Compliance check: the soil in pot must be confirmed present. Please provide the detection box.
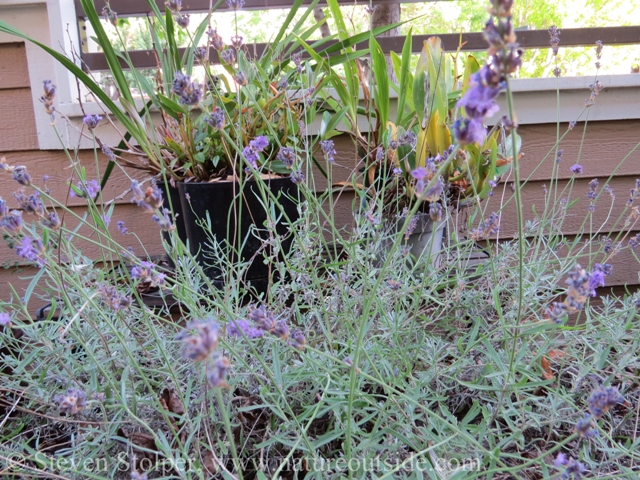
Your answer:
[178,176,299,293]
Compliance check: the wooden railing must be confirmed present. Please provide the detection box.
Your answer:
[76,1,640,71]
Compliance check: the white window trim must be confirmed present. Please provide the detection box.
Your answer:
[1,0,640,151]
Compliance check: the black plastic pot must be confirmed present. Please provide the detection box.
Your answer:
[177,177,299,292]
[158,181,188,267]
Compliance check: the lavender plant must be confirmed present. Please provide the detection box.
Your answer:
[1,1,640,479]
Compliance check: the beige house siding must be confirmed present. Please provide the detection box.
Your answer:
[0,42,165,306]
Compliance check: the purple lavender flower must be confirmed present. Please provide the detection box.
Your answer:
[226,0,245,9]
[1,210,24,235]
[289,329,306,350]
[152,208,175,232]
[97,283,131,311]
[207,27,225,50]
[453,117,486,145]
[205,106,225,129]
[43,212,61,230]
[0,312,10,327]
[588,263,606,294]
[230,35,243,49]
[12,166,32,186]
[587,386,624,418]
[166,0,182,12]
[574,413,598,438]
[456,68,502,120]
[117,221,128,234]
[220,48,236,64]
[399,131,417,148]
[248,305,277,332]
[276,147,297,168]
[82,114,102,130]
[546,301,568,324]
[243,147,259,169]
[549,26,561,56]
[16,236,45,266]
[41,80,56,116]
[554,453,585,479]
[55,388,87,415]
[234,71,248,86]
[250,136,269,152]
[587,178,599,199]
[277,77,289,90]
[320,140,336,163]
[290,170,305,184]
[423,176,445,203]
[556,149,564,163]
[227,319,265,338]
[570,164,584,174]
[102,144,116,161]
[272,320,290,340]
[131,180,164,212]
[392,167,402,176]
[470,212,500,240]
[207,356,231,387]
[171,72,202,105]
[429,202,444,222]
[101,5,118,27]
[629,233,640,250]
[71,179,101,199]
[291,52,303,74]
[177,319,220,362]
[0,197,9,220]
[176,14,189,28]
[14,190,45,217]
[404,214,418,241]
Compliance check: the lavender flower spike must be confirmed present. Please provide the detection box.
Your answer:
[55,388,87,415]
[177,319,220,362]
[570,164,584,175]
[207,356,231,387]
[12,166,32,186]
[82,114,102,130]
[456,68,501,120]
[452,117,486,146]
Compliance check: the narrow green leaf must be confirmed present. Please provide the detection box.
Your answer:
[396,28,413,125]
[80,0,133,105]
[370,37,389,134]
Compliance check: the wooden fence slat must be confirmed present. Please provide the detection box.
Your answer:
[80,26,640,71]
[75,0,440,17]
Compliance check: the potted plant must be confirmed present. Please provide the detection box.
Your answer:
[0,0,404,291]
[311,5,517,262]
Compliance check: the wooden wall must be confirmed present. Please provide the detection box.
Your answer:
[1,41,638,311]
[0,42,164,310]
[492,120,640,289]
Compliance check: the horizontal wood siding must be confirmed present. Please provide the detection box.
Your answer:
[0,43,30,89]
[0,42,38,152]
